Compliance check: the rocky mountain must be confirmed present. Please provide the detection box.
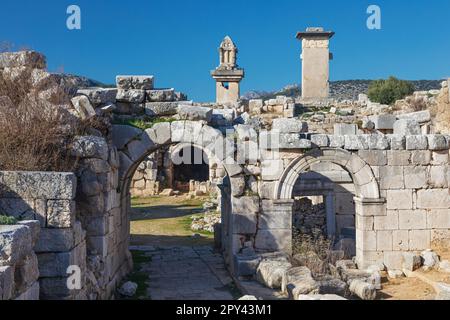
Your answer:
[242,80,442,101]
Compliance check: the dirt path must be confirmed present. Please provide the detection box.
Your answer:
[123,195,239,300]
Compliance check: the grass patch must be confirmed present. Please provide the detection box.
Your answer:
[122,250,152,300]
[130,195,214,246]
[113,117,176,130]
[0,215,18,225]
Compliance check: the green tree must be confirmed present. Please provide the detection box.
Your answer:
[368,76,415,105]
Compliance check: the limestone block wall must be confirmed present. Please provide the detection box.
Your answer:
[238,132,450,272]
[73,135,131,300]
[248,96,296,118]
[0,221,40,300]
[130,153,160,197]
[0,171,86,299]
[356,147,450,269]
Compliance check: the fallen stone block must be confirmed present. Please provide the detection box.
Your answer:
[349,279,377,300]
[71,95,96,120]
[71,136,109,160]
[145,101,192,116]
[272,118,308,133]
[177,105,212,122]
[249,99,263,114]
[146,88,175,102]
[211,109,236,126]
[387,270,404,279]
[421,249,440,269]
[397,110,431,124]
[369,114,397,130]
[116,75,154,90]
[282,267,319,299]
[336,260,357,271]
[77,88,117,106]
[0,225,32,267]
[159,189,174,196]
[116,89,146,103]
[317,276,349,297]
[402,252,422,272]
[393,119,421,135]
[256,259,292,289]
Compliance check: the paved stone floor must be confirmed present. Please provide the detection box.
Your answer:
[130,245,237,300]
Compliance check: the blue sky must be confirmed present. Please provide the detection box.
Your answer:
[1,0,449,101]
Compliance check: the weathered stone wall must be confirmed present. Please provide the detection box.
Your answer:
[130,153,161,197]
[3,65,450,300]
[0,171,86,299]
[0,221,40,300]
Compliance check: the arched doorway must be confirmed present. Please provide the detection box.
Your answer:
[273,148,385,268]
[113,122,242,299]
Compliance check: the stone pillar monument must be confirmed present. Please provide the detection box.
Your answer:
[211,36,244,104]
[296,27,335,99]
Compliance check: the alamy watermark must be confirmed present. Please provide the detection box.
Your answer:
[66,5,81,30]
[367,5,381,30]
[67,265,82,290]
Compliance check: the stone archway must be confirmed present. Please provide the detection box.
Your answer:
[110,120,244,274]
[274,148,380,200]
[272,148,385,268]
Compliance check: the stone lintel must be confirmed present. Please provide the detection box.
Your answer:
[296,31,335,40]
[354,197,387,217]
[211,69,244,81]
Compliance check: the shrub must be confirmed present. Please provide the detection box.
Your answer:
[292,228,334,277]
[405,95,428,111]
[0,65,82,172]
[0,215,17,225]
[368,76,415,105]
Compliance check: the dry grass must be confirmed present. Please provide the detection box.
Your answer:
[0,65,83,172]
[405,95,428,112]
[292,228,334,277]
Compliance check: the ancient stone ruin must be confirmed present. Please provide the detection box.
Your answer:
[1,28,450,301]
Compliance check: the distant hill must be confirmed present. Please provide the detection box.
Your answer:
[242,79,442,101]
